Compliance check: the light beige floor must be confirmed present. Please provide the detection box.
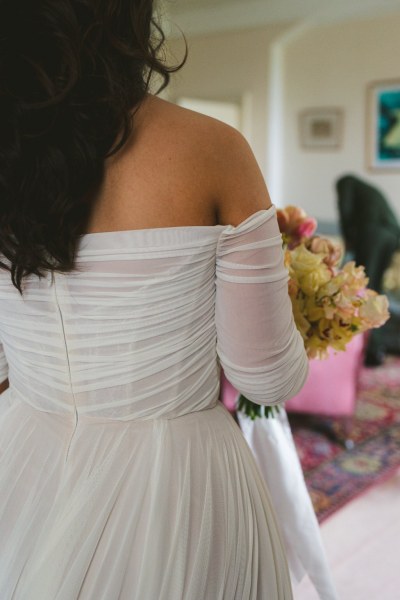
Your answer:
[294,467,400,600]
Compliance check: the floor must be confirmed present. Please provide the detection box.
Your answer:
[294,466,400,599]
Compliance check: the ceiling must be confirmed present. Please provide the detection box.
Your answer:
[171,0,234,7]
[165,0,400,37]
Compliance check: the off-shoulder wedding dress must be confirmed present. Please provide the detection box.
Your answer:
[0,206,308,599]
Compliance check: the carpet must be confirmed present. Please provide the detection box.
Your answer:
[288,355,400,523]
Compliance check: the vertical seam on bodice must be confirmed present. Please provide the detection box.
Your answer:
[52,272,79,461]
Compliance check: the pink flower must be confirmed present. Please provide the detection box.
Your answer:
[277,205,318,248]
[296,217,317,240]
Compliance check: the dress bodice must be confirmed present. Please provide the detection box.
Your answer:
[0,206,308,423]
[0,224,227,421]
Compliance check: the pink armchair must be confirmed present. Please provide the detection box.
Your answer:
[285,334,365,417]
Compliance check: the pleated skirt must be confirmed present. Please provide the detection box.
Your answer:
[0,390,292,600]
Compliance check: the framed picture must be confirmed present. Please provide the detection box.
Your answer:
[299,108,343,150]
[366,79,400,171]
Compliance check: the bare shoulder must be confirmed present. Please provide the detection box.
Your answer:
[145,97,272,222]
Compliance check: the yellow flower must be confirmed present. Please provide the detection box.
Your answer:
[284,249,292,269]
[308,236,342,268]
[320,297,336,319]
[349,316,363,332]
[317,318,332,340]
[289,244,332,295]
[290,295,311,339]
[289,245,332,295]
[329,336,351,353]
[333,292,357,320]
[341,261,369,294]
[301,270,332,295]
[330,318,354,345]
[305,296,326,322]
[290,244,324,276]
[305,333,329,359]
[317,273,345,300]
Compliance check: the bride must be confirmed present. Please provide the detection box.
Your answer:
[0,1,308,598]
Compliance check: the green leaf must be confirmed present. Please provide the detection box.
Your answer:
[237,395,280,420]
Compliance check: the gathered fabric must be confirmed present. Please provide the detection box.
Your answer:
[0,206,307,599]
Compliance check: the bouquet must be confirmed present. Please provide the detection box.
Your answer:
[238,205,390,419]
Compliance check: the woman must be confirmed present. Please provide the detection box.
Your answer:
[0,1,308,598]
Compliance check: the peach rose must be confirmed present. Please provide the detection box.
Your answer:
[359,292,390,329]
[308,236,342,267]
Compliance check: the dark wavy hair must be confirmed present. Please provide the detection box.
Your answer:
[0,0,185,294]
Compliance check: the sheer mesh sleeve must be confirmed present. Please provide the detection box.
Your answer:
[215,206,308,406]
[0,341,8,382]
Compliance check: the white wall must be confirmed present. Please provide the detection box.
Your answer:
[281,14,400,222]
[166,15,400,222]
[166,24,292,178]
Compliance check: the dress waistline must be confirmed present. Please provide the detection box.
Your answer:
[8,385,221,425]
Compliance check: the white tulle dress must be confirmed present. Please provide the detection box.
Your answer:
[0,206,308,600]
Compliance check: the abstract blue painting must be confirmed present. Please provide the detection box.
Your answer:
[368,80,400,170]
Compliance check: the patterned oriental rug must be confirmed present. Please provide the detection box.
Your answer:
[288,356,400,523]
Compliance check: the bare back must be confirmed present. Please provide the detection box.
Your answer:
[84,95,272,234]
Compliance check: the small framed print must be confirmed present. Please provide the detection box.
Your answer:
[366,79,400,172]
[299,108,343,150]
